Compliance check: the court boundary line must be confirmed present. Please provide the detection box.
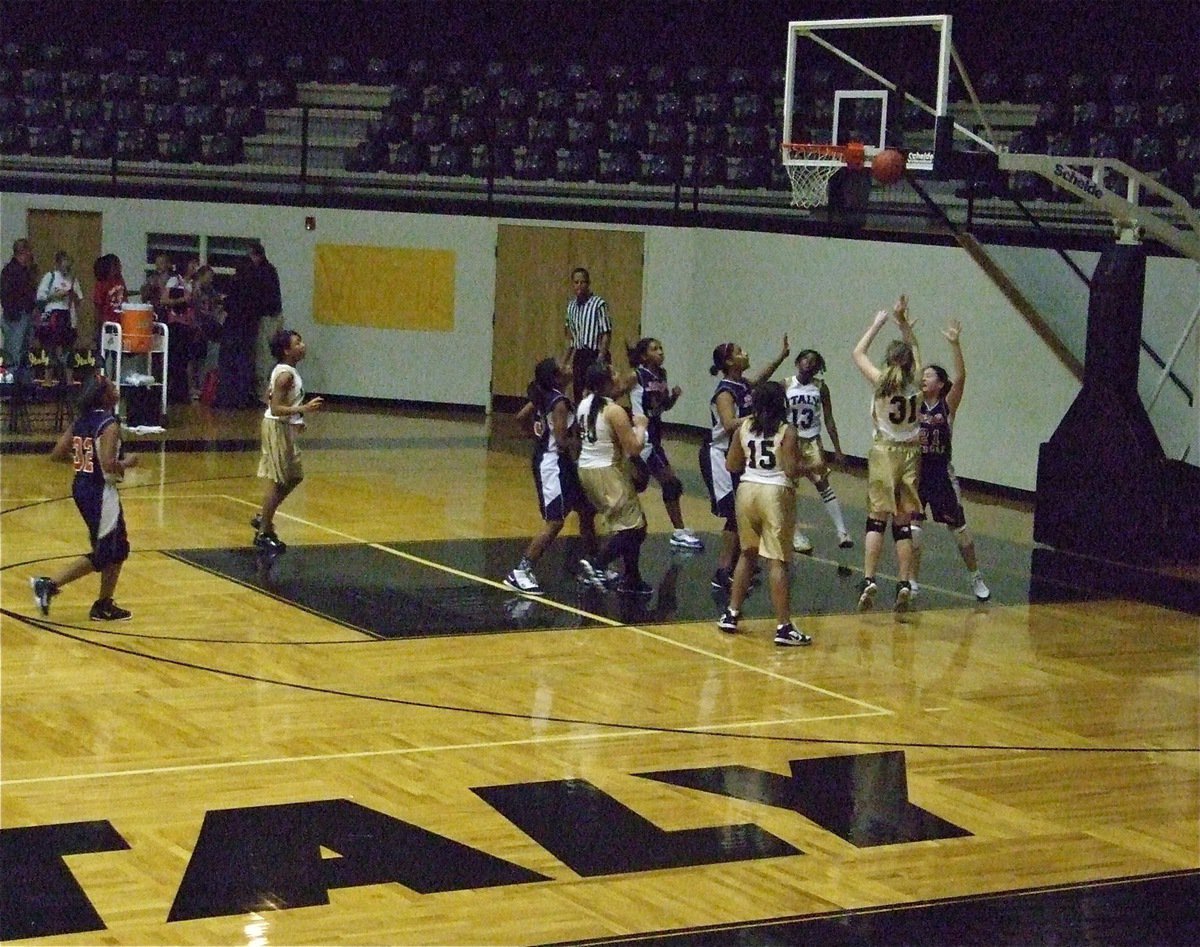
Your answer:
[219,494,891,714]
[4,607,1192,776]
[0,710,887,787]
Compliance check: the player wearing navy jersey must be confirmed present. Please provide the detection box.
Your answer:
[626,337,703,551]
[784,348,852,555]
[504,357,597,596]
[31,373,138,620]
[912,320,990,601]
[700,336,790,592]
[717,381,811,646]
[851,296,921,612]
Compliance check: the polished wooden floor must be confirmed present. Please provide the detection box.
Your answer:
[1,402,1197,946]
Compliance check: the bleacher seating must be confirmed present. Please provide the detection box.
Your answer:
[0,92,20,125]
[202,50,233,78]
[163,49,190,76]
[0,124,28,155]
[200,131,242,165]
[28,123,71,157]
[388,140,424,175]
[0,31,1194,216]
[512,145,550,180]
[483,61,508,89]
[467,143,499,178]
[597,149,636,184]
[115,126,154,162]
[76,125,115,160]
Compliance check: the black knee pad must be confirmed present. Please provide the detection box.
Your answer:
[892,523,912,542]
[724,514,738,533]
[661,476,683,503]
[865,517,887,534]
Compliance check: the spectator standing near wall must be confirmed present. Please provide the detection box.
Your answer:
[35,251,84,383]
[248,243,283,403]
[191,266,226,405]
[91,254,128,349]
[564,267,611,405]
[217,242,281,410]
[2,239,38,382]
[139,253,174,318]
[165,257,203,402]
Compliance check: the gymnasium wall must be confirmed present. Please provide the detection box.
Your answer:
[645,228,1081,493]
[984,242,1197,463]
[4,191,1193,491]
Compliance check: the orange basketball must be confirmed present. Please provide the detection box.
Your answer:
[871,148,907,185]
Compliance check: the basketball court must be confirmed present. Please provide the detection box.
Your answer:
[2,12,1198,946]
[1,399,1196,945]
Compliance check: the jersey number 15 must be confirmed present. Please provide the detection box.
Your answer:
[746,438,776,469]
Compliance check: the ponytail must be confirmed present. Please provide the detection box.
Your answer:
[710,342,734,376]
[583,361,611,442]
[875,340,915,398]
[749,381,787,435]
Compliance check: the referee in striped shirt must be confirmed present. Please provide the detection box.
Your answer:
[564,267,612,403]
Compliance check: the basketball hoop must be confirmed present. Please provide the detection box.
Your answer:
[781,142,865,209]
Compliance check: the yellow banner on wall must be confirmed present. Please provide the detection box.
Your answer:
[312,244,455,331]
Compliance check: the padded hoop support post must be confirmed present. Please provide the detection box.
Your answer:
[1035,243,1199,563]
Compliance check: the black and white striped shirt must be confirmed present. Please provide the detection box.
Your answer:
[565,293,612,351]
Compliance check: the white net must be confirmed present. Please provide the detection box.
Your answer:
[781,144,855,209]
[784,161,842,209]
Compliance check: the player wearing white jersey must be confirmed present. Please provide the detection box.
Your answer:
[851,296,921,612]
[253,329,323,553]
[716,381,811,646]
[576,361,652,596]
[700,336,790,593]
[784,348,851,555]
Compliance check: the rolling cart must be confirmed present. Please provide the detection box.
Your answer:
[101,318,169,427]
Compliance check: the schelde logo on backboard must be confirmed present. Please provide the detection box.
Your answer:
[1054,163,1104,199]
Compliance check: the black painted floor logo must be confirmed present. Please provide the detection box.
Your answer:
[0,751,967,939]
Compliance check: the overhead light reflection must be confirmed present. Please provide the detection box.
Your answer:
[244,911,270,947]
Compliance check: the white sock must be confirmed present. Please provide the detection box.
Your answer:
[820,485,847,534]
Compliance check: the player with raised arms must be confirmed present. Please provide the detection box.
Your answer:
[851,296,921,612]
